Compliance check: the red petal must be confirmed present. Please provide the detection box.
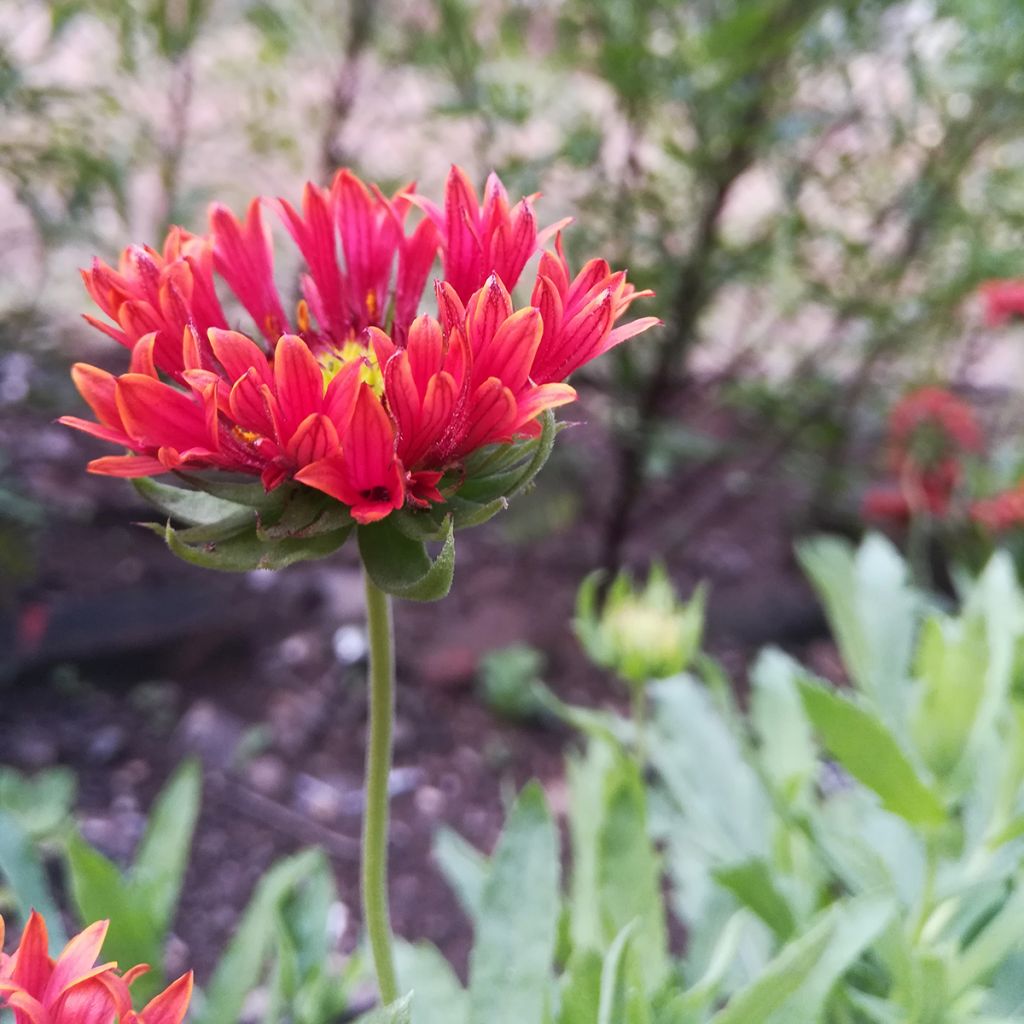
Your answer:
[135,972,193,1024]
[116,375,215,450]
[10,911,50,999]
[286,412,340,467]
[87,455,168,477]
[459,377,517,453]
[70,364,122,429]
[209,328,272,386]
[475,306,542,394]
[273,334,324,437]
[466,274,513,355]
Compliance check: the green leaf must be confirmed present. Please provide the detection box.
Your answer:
[353,993,414,1023]
[950,882,1024,997]
[713,860,795,940]
[0,809,67,952]
[395,941,468,1024]
[467,783,560,1024]
[910,613,987,779]
[765,894,894,1022]
[749,649,816,803]
[558,950,603,1024]
[797,534,918,728]
[568,739,618,954]
[798,678,946,827]
[66,834,163,984]
[0,766,76,840]
[130,759,201,936]
[597,923,639,1024]
[194,849,325,1024]
[597,757,669,994]
[434,828,488,923]
[707,906,840,1024]
[358,516,455,601]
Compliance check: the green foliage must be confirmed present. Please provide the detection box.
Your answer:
[67,759,201,1002]
[0,767,76,952]
[192,849,353,1024]
[477,643,550,722]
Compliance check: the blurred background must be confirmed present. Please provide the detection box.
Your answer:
[4,0,1024,998]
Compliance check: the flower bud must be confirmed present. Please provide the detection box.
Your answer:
[574,565,705,687]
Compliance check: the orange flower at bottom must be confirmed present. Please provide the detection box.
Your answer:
[0,912,192,1024]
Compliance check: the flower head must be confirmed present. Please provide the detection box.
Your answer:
[0,911,192,1024]
[863,386,983,525]
[980,279,1024,327]
[574,566,705,687]
[971,487,1024,533]
[62,166,658,546]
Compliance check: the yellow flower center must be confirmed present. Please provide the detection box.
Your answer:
[318,339,384,397]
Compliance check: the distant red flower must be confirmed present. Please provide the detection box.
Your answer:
[971,487,1024,533]
[887,386,983,464]
[980,279,1024,327]
[0,911,192,1024]
[61,166,659,525]
[863,386,983,525]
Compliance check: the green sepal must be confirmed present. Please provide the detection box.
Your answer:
[456,409,558,504]
[256,488,354,541]
[173,471,288,511]
[358,515,455,601]
[155,521,352,572]
[133,476,252,526]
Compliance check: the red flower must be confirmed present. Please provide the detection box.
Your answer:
[409,167,569,303]
[887,386,983,463]
[980,279,1024,327]
[62,166,659,526]
[862,386,983,526]
[971,487,1024,533]
[528,234,661,384]
[0,911,192,1024]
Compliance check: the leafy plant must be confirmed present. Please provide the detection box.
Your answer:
[397,533,1024,1021]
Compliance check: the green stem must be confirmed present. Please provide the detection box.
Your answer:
[631,684,648,766]
[362,570,400,1006]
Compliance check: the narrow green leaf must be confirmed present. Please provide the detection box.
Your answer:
[66,834,163,990]
[0,809,67,952]
[597,759,669,993]
[467,783,560,1024]
[798,678,946,827]
[558,950,603,1024]
[354,993,414,1023]
[130,760,201,936]
[597,923,638,1024]
[358,516,455,601]
[797,534,917,727]
[395,941,468,1024]
[950,883,1024,997]
[434,828,488,923]
[713,860,795,939]
[765,894,894,1022]
[707,907,839,1024]
[194,849,325,1024]
[749,649,816,803]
